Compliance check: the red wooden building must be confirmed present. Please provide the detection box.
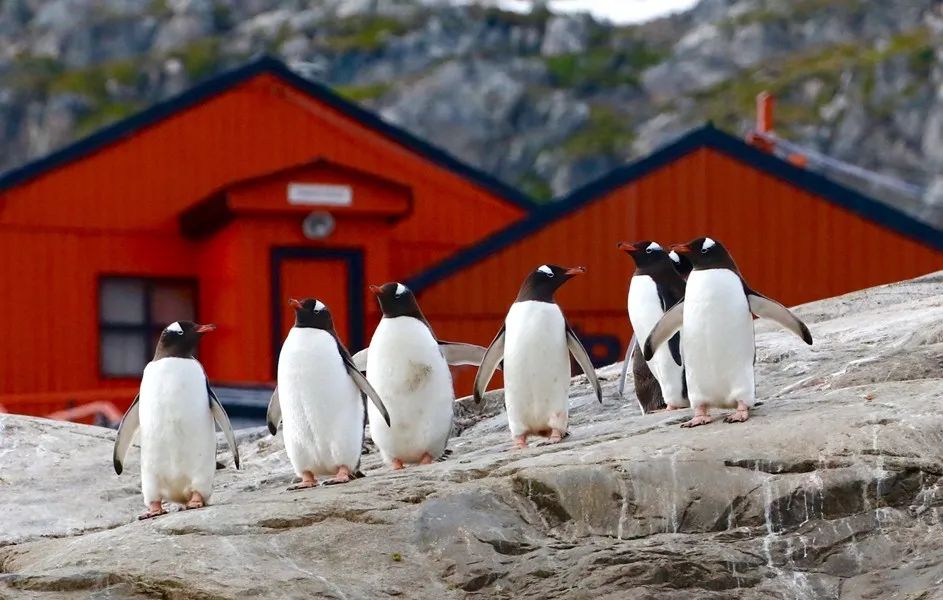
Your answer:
[0,57,529,417]
[406,125,943,394]
[1,57,941,417]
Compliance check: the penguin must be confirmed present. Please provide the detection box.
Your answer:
[617,247,691,406]
[113,321,240,520]
[642,237,813,427]
[618,240,688,413]
[474,265,603,448]
[668,249,694,279]
[266,298,390,489]
[351,283,488,469]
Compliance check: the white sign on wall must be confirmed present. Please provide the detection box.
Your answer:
[287,183,353,206]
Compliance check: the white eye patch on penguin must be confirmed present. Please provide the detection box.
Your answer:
[537,265,554,277]
[395,283,407,296]
[702,237,715,252]
[314,300,325,312]
[645,242,662,253]
[166,322,183,335]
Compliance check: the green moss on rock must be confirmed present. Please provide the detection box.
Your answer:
[334,82,393,102]
[563,106,635,157]
[323,16,412,52]
[517,173,553,202]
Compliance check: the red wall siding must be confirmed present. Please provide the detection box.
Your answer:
[419,148,943,397]
[0,73,525,411]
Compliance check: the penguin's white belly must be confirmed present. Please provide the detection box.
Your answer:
[503,301,570,436]
[366,317,453,464]
[628,276,687,407]
[138,358,216,505]
[278,329,364,477]
[682,270,755,409]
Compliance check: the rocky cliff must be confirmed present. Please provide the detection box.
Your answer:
[2,0,943,226]
[1,271,942,599]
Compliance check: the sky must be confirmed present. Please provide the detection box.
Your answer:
[494,0,701,24]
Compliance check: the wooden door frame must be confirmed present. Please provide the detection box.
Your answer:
[270,246,366,377]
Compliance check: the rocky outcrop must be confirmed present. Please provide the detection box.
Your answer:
[2,272,942,599]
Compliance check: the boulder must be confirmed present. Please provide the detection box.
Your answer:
[2,272,943,598]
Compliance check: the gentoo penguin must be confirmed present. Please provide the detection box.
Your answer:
[642,237,813,427]
[475,265,602,448]
[113,321,240,520]
[618,240,688,413]
[266,298,390,489]
[352,283,487,469]
[668,250,693,279]
[617,247,691,404]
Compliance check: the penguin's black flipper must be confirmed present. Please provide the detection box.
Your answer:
[113,393,140,475]
[633,345,666,414]
[266,387,281,435]
[565,324,602,403]
[207,382,240,470]
[643,301,684,361]
[617,333,636,398]
[342,354,391,427]
[667,332,683,366]
[746,291,813,345]
[474,326,506,404]
[438,342,490,367]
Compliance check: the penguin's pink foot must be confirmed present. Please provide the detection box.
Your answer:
[288,471,318,490]
[681,415,713,428]
[391,458,405,470]
[138,501,166,520]
[548,429,565,443]
[513,434,528,449]
[724,404,750,424]
[185,492,205,510]
[681,405,712,428]
[323,466,352,485]
[666,404,682,411]
[419,453,434,465]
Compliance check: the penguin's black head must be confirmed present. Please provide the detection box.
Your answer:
[370,282,428,322]
[289,298,334,330]
[671,237,737,272]
[516,264,585,303]
[668,250,694,280]
[617,240,676,272]
[154,320,214,360]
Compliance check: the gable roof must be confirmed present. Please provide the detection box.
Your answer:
[179,156,414,238]
[407,124,943,291]
[0,55,533,210]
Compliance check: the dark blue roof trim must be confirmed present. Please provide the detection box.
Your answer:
[0,56,534,210]
[407,124,942,291]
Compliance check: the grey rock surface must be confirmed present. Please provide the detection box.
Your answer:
[2,272,943,598]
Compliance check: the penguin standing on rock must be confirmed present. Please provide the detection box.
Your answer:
[618,241,689,413]
[475,265,603,448]
[617,248,692,404]
[643,237,813,428]
[113,321,240,520]
[266,298,390,489]
[353,283,488,470]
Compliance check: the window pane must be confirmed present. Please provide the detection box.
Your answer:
[101,332,147,376]
[100,279,145,325]
[151,284,195,325]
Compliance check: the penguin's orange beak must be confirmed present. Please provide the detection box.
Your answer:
[196,324,216,334]
[671,243,692,254]
[616,241,638,253]
[565,266,586,276]
[369,285,382,295]
[288,298,303,309]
